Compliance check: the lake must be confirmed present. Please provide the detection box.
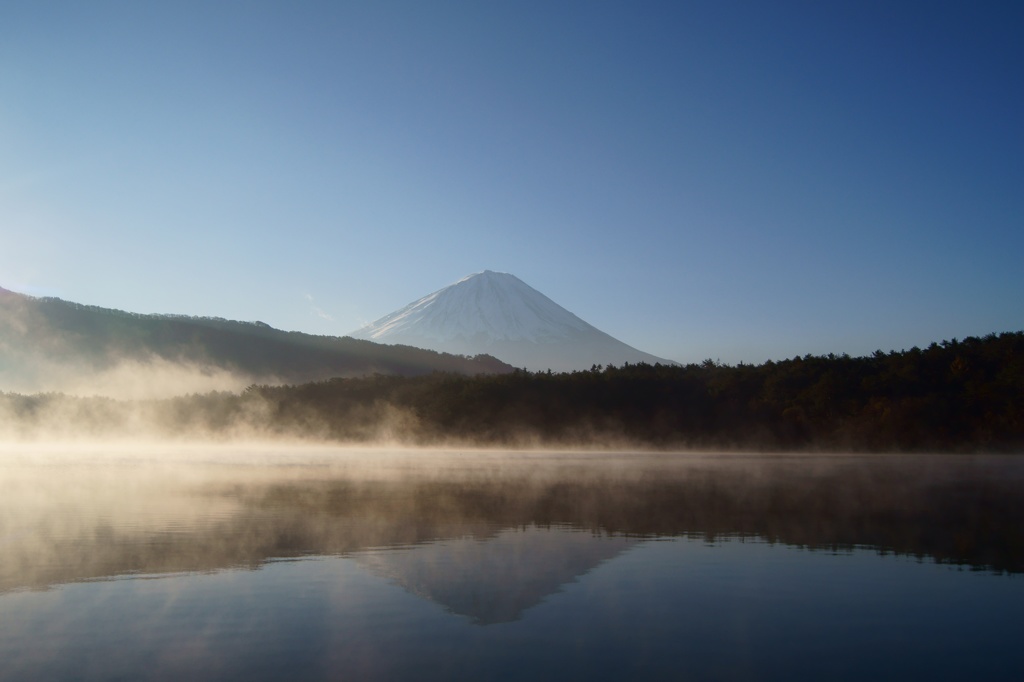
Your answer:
[1,445,1022,681]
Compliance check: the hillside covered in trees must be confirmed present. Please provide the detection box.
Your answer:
[2,332,1022,452]
[0,286,512,394]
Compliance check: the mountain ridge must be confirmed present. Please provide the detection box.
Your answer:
[0,286,512,397]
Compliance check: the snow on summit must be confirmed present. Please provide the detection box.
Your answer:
[349,271,676,372]
[360,271,590,343]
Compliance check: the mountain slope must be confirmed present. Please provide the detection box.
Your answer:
[348,271,676,372]
[0,286,511,397]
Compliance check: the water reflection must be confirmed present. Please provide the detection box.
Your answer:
[1,447,1022,681]
[355,526,639,624]
[2,448,1022,599]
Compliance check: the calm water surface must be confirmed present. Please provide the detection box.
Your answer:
[0,446,1021,681]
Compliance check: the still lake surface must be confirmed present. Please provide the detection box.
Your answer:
[0,445,1021,681]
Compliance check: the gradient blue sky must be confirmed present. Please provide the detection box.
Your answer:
[2,1,1021,364]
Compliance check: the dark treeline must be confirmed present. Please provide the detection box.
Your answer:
[244,331,1024,451]
[2,331,1022,451]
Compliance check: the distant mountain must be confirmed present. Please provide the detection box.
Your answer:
[0,286,511,397]
[348,271,676,372]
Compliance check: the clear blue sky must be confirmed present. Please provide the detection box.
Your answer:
[2,1,1021,364]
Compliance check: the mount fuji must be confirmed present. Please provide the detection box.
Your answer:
[348,271,676,372]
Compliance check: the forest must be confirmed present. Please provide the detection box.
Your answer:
[2,331,1022,452]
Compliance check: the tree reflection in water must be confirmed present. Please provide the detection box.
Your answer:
[2,449,1021,599]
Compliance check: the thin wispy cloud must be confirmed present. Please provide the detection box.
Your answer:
[303,292,334,322]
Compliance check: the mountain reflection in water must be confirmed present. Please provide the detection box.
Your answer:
[355,526,640,624]
[2,447,1023,681]
[2,447,1021,601]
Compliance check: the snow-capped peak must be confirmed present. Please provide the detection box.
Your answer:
[353,271,595,344]
[349,271,677,372]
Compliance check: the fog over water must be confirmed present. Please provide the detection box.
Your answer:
[3,444,1022,594]
[2,444,1022,680]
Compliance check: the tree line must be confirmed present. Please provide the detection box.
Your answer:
[3,331,1022,452]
